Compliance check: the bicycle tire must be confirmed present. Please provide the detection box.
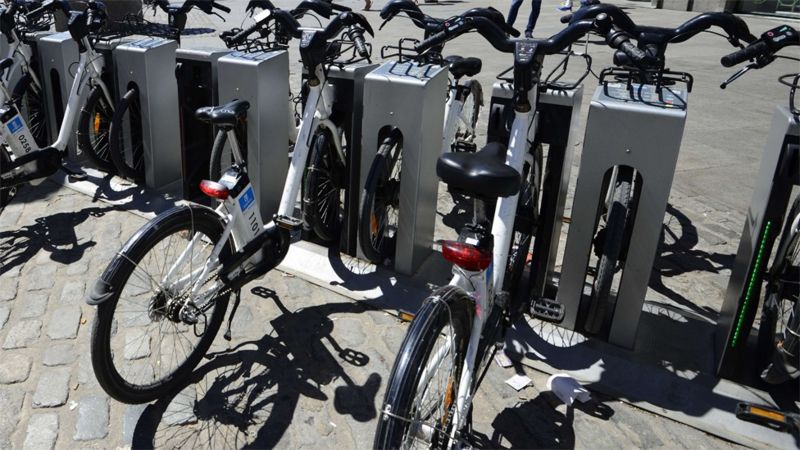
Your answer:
[303,129,345,242]
[359,136,401,264]
[76,85,115,172]
[374,285,473,450]
[11,73,48,149]
[585,167,634,334]
[452,79,482,151]
[109,87,145,181]
[90,204,232,404]
[503,145,542,296]
[761,197,800,384]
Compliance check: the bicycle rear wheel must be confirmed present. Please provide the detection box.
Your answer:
[109,88,145,181]
[452,79,482,152]
[375,286,473,449]
[90,204,232,404]
[359,136,401,264]
[585,166,634,334]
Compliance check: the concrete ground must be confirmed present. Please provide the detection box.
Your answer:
[1,0,799,449]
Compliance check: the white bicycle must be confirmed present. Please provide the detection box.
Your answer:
[87,7,375,404]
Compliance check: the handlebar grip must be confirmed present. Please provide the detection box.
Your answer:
[500,21,520,38]
[26,5,46,21]
[414,29,448,52]
[330,2,351,12]
[212,1,232,13]
[720,40,769,67]
[229,19,262,45]
[618,40,649,65]
[560,13,572,24]
[350,29,369,57]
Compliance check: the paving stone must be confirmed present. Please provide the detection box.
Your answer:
[335,317,367,348]
[18,291,49,318]
[46,305,82,340]
[0,353,32,384]
[0,388,25,448]
[42,342,78,367]
[25,264,57,291]
[0,264,22,280]
[0,306,9,330]
[162,386,197,426]
[2,319,42,349]
[65,260,89,276]
[122,404,148,445]
[59,280,86,305]
[124,328,152,360]
[22,413,59,450]
[74,395,109,441]
[32,368,70,408]
[0,278,17,301]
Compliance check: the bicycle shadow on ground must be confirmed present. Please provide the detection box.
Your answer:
[130,287,384,448]
[0,200,113,276]
[648,203,736,321]
[483,392,615,449]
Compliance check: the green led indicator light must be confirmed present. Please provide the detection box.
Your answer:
[731,220,772,348]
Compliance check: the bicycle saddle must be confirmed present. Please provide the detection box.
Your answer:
[195,99,250,127]
[444,55,482,79]
[437,141,520,198]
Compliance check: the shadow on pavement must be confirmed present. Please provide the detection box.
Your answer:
[131,287,383,448]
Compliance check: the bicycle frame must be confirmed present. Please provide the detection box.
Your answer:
[0,30,40,100]
[440,79,478,154]
[441,84,539,443]
[1,36,113,165]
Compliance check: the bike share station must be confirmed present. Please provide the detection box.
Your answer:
[717,104,800,383]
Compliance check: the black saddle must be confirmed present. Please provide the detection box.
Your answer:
[444,55,482,79]
[195,99,250,128]
[437,141,520,199]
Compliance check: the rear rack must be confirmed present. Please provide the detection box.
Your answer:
[778,72,800,116]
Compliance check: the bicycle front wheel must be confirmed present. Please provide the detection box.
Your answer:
[585,166,634,334]
[375,286,473,450]
[12,73,48,149]
[76,85,114,172]
[90,204,232,404]
[303,129,345,242]
[359,136,401,264]
[109,88,145,181]
[452,79,482,151]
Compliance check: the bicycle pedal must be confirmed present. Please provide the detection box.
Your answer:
[530,297,565,323]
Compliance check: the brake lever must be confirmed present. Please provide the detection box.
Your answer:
[720,62,755,89]
[379,18,390,30]
[212,11,225,21]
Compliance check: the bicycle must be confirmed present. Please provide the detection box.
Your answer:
[1,1,116,201]
[373,11,658,449]
[557,4,757,335]
[87,7,375,404]
[104,0,231,182]
[356,0,516,264]
[718,26,800,386]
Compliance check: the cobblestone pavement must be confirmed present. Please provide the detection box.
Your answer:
[1,0,797,448]
[0,182,739,449]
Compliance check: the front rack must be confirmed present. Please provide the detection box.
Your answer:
[778,73,800,117]
[599,66,694,94]
[324,30,373,69]
[221,24,288,53]
[108,13,182,42]
[380,37,443,66]
[496,46,592,92]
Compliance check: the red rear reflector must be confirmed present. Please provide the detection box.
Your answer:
[441,240,492,271]
[199,180,229,200]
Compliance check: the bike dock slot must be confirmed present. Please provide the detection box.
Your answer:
[113,37,182,195]
[36,32,78,156]
[217,49,289,221]
[360,61,447,275]
[717,104,800,380]
[175,47,231,203]
[320,63,378,256]
[557,82,689,348]
[487,81,584,302]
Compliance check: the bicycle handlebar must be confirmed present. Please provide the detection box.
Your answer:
[720,24,799,67]
[26,0,69,22]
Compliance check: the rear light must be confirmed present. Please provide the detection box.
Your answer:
[441,240,492,271]
[199,180,229,200]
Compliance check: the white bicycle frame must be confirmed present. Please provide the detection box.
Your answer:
[434,84,539,446]
[1,35,113,163]
[440,78,476,155]
[0,29,40,102]
[160,62,344,302]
